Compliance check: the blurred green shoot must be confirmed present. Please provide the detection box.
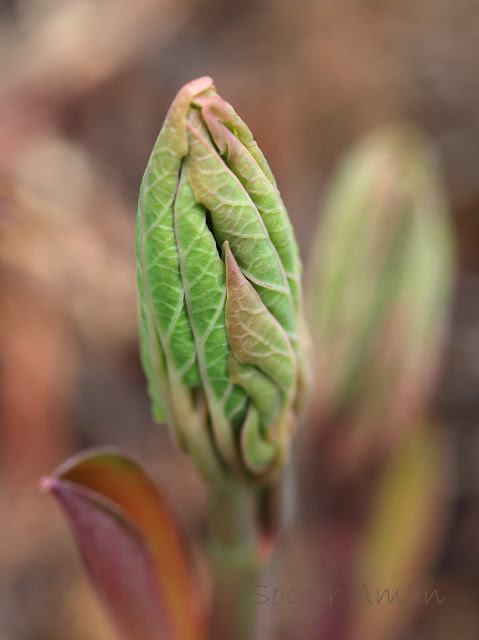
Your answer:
[307,124,454,473]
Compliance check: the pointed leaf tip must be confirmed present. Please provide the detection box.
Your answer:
[224,241,296,398]
[45,448,205,640]
[39,475,55,492]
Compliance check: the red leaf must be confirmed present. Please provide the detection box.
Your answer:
[41,447,205,640]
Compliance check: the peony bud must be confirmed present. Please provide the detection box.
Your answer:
[137,77,309,482]
[307,125,454,470]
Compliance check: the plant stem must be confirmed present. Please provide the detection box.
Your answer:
[209,482,264,640]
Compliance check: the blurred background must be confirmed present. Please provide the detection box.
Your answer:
[0,0,478,638]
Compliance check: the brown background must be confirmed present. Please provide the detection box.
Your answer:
[0,1,478,638]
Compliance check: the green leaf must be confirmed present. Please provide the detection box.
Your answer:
[185,110,296,340]
[194,93,302,311]
[137,78,215,434]
[228,353,281,432]
[174,165,247,467]
[240,405,277,474]
[193,92,278,187]
[224,241,295,399]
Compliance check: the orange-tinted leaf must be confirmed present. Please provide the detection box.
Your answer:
[42,447,205,640]
[350,425,448,640]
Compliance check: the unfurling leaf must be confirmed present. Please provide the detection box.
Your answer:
[42,448,205,640]
[307,125,454,469]
[137,77,310,482]
[350,425,448,640]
